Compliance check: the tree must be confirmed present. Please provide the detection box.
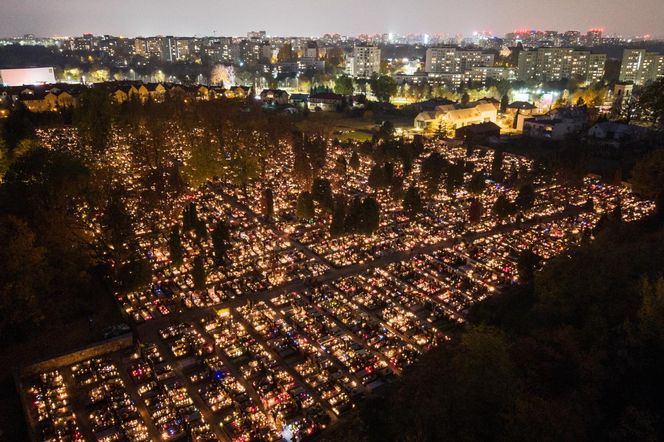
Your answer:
[491,149,505,182]
[469,198,483,223]
[311,177,335,213]
[360,197,381,235]
[344,196,363,234]
[368,163,387,192]
[517,248,541,282]
[434,119,452,139]
[374,121,395,144]
[631,149,664,218]
[369,74,397,103]
[468,171,486,195]
[194,217,208,240]
[330,195,347,237]
[389,175,405,201]
[296,191,315,221]
[349,151,361,170]
[515,182,536,211]
[182,202,199,232]
[450,327,518,438]
[403,185,424,218]
[169,225,184,265]
[293,147,314,187]
[500,94,509,113]
[334,75,355,96]
[211,221,231,264]
[2,102,35,149]
[411,135,424,157]
[0,139,8,179]
[184,136,225,188]
[0,147,91,243]
[304,135,328,173]
[192,254,206,291]
[635,276,664,343]
[334,155,348,176]
[277,43,296,62]
[229,145,259,193]
[421,152,447,194]
[461,92,470,105]
[0,147,97,322]
[383,162,395,185]
[0,215,49,334]
[117,253,152,292]
[75,88,113,152]
[262,187,275,220]
[445,161,465,195]
[102,184,136,261]
[637,78,664,126]
[493,193,514,220]
[210,64,235,87]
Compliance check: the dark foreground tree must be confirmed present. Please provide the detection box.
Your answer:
[168,225,184,265]
[75,88,113,152]
[403,185,423,218]
[192,254,206,291]
[211,220,231,264]
[296,191,315,221]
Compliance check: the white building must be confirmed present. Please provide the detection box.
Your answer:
[414,100,498,132]
[425,48,494,74]
[346,45,381,78]
[619,49,664,85]
[0,67,56,86]
[517,48,606,83]
[522,107,587,140]
[467,66,516,84]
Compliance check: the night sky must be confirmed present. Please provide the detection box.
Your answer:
[2,0,663,38]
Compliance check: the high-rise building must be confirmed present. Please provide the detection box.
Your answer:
[346,45,381,78]
[543,31,561,47]
[247,31,267,40]
[162,36,177,62]
[517,48,606,82]
[239,39,272,65]
[424,47,497,87]
[144,37,164,59]
[175,38,193,61]
[203,37,237,64]
[619,49,664,85]
[304,41,319,59]
[585,29,603,47]
[586,53,607,83]
[467,66,517,84]
[425,48,494,73]
[71,33,97,51]
[562,31,582,47]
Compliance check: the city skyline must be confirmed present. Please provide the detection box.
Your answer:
[2,0,664,39]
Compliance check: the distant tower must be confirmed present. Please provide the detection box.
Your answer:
[586,28,603,46]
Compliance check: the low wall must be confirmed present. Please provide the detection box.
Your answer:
[19,333,134,377]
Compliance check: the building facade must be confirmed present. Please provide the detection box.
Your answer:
[619,49,664,85]
[425,48,494,74]
[346,45,381,78]
[517,48,606,83]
